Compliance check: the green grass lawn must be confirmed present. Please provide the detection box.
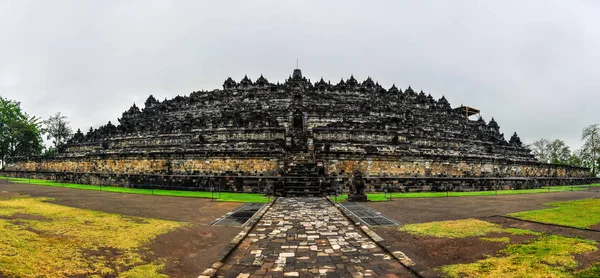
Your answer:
[509,198,600,229]
[398,218,600,277]
[400,218,540,238]
[0,176,270,203]
[332,184,600,202]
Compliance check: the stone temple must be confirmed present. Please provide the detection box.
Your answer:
[3,69,591,195]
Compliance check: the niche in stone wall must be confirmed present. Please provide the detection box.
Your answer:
[293,109,304,129]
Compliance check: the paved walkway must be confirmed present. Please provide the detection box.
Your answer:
[216,197,413,277]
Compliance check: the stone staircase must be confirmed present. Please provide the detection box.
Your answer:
[279,152,323,196]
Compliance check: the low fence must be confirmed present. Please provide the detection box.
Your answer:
[1,170,598,195]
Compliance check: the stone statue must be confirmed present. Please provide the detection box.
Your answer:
[348,169,368,202]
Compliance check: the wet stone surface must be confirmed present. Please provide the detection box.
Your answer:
[216,197,413,277]
[339,202,399,227]
[213,203,266,227]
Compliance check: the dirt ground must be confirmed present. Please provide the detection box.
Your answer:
[0,180,244,277]
[368,189,600,224]
[368,190,600,277]
[374,228,538,277]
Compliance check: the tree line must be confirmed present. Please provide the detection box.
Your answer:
[529,124,600,176]
[0,96,72,166]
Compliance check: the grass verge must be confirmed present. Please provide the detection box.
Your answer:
[509,198,600,229]
[400,218,540,238]
[0,176,269,203]
[0,195,182,277]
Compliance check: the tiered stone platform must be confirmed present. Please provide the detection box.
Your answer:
[2,69,592,193]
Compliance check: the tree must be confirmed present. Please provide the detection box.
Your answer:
[582,124,600,176]
[567,151,583,167]
[529,138,574,165]
[547,139,571,165]
[42,112,73,149]
[529,138,551,163]
[0,97,43,166]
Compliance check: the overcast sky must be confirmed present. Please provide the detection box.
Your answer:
[1,0,598,150]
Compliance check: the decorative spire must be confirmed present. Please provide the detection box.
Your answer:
[347,75,358,87]
[361,77,375,88]
[223,77,237,89]
[292,69,303,79]
[488,117,500,132]
[388,84,400,94]
[256,74,269,86]
[438,96,451,108]
[240,74,253,86]
[316,77,328,87]
[144,95,159,109]
[509,132,523,146]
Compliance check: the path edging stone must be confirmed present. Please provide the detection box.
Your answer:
[198,198,276,278]
[326,197,422,277]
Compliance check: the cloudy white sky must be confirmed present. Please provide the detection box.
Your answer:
[1,0,598,150]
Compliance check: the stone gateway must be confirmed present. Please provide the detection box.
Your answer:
[2,69,592,195]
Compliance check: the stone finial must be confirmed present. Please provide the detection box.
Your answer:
[223,77,237,89]
[256,74,269,86]
[292,69,302,79]
[70,128,84,143]
[388,84,400,94]
[145,95,159,109]
[488,117,500,132]
[334,78,346,90]
[361,77,375,88]
[240,74,253,86]
[477,116,486,124]
[347,75,358,87]
[438,96,451,108]
[128,103,140,113]
[405,86,415,94]
[316,77,328,88]
[509,132,523,146]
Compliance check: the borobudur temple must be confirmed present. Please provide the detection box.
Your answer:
[2,69,592,195]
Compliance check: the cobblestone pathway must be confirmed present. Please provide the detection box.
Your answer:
[216,197,414,277]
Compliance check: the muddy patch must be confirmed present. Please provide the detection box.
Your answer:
[575,248,600,271]
[143,224,241,277]
[374,227,537,277]
[0,213,51,222]
[0,191,26,200]
[121,216,150,224]
[484,216,600,242]
[80,247,123,278]
[586,223,600,231]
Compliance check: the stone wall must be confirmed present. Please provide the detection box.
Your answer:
[325,158,588,178]
[3,157,279,176]
[5,155,587,179]
[1,170,596,194]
